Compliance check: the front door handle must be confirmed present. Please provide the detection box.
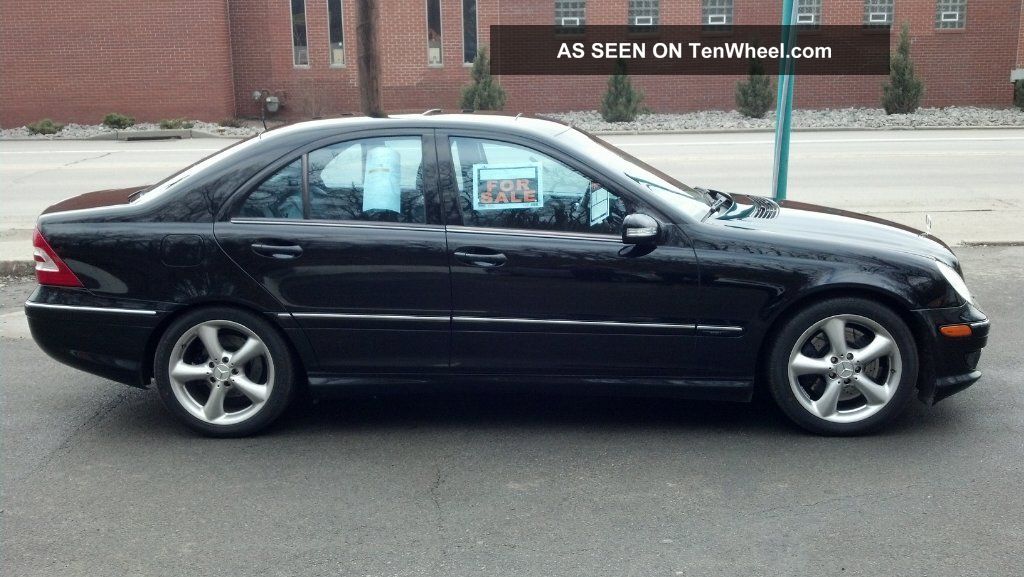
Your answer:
[453,248,507,268]
[251,242,303,259]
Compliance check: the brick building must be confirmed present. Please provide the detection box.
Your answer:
[1,0,1021,127]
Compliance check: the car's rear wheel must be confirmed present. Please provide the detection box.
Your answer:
[154,307,295,437]
[767,297,918,435]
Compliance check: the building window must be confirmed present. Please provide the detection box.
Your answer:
[427,0,443,65]
[863,0,894,27]
[463,0,477,64]
[555,0,586,32]
[628,0,659,27]
[936,0,966,29]
[702,0,733,32]
[291,0,308,66]
[797,0,822,28]
[328,0,345,66]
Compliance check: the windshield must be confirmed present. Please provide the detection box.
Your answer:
[130,135,263,204]
[558,128,711,220]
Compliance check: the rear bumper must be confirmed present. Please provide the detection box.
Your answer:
[912,302,989,404]
[25,288,164,387]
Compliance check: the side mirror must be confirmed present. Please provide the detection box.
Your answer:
[621,213,661,245]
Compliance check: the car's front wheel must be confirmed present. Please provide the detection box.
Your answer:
[767,297,918,435]
[154,307,295,437]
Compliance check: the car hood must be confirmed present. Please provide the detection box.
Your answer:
[41,186,148,215]
[717,194,956,265]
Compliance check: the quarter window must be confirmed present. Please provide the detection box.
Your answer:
[936,0,966,29]
[702,0,733,32]
[449,137,637,235]
[328,0,345,66]
[863,0,893,27]
[238,159,304,219]
[427,0,443,65]
[291,0,309,66]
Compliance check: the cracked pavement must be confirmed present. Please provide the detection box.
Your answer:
[1,246,1022,576]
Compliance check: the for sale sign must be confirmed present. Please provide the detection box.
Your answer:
[471,163,544,211]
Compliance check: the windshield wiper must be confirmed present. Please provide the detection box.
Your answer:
[696,187,734,221]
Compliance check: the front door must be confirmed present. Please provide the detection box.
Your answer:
[439,133,702,377]
[215,130,451,374]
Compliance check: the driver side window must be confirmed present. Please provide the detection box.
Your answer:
[449,137,635,235]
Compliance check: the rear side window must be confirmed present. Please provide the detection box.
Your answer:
[238,159,304,219]
[235,136,428,224]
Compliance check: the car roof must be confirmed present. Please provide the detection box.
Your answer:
[258,113,573,143]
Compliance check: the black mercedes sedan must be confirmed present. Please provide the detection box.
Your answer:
[26,114,989,436]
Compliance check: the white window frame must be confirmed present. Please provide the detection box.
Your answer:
[560,17,580,26]
[707,14,727,25]
[797,13,816,24]
[291,0,310,68]
[634,16,654,26]
[426,0,443,66]
[326,0,345,67]
[868,12,889,23]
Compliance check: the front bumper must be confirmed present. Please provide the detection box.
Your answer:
[912,301,989,404]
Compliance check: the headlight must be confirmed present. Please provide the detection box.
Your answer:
[936,260,974,304]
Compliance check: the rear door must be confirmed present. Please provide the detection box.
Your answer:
[215,129,452,375]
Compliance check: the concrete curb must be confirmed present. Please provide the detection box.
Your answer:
[0,261,34,276]
[0,129,256,142]
[587,124,1024,135]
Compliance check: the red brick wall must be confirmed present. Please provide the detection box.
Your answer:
[0,0,236,127]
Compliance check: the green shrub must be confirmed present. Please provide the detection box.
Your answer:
[102,113,135,129]
[459,48,507,111]
[1015,80,1024,111]
[218,118,244,128]
[735,56,775,119]
[158,118,194,129]
[26,118,64,135]
[600,60,646,122]
[882,23,924,115]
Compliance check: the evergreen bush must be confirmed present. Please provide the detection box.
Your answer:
[882,23,924,115]
[459,48,507,111]
[102,113,135,129]
[600,60,645,122]
[736,57,775,118]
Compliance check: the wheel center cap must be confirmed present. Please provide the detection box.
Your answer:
[212,363,231,381]
[835,360,855,379]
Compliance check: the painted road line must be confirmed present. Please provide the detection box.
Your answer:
[614,136,1024,146]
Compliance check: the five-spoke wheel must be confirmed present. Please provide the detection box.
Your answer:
[155,307,294,436]
[768,298,918,435]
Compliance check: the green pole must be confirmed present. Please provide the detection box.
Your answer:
[772,0,798,200]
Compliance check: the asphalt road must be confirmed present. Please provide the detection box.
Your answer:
[1,129,1023,260]
[1,246,1021,577]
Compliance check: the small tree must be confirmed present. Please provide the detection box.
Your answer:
[600,60,645,122]
[460,48,507,110]
[882,23,924,115]
[1015,80,1024,111]
[735,57,775,118]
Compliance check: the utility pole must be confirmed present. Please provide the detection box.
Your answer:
[772,0,799,200]
[356,0,385,117]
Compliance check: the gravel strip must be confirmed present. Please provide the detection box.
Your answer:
[543,106,1024,133]
[1,120,261,140]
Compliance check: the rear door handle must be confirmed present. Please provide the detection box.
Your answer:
[453,248,507,268]
[251,242,303,259]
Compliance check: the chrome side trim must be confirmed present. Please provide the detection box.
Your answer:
[455,316,696,330]
[281,312,450,322]
[24,301,158,316]
[230,219,442,233]
[445,225,621,244]
[696,324,744,335]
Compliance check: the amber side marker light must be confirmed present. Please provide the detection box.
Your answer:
[939,324,973,338]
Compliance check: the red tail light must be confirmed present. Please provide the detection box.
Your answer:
[32,228,83,287]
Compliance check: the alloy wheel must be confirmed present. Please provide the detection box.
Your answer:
[167,320,275,425]
[787,314,902,424]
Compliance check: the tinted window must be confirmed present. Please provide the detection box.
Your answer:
[308,136,426,223]
[238,159,304,219]
[449,137,635,235]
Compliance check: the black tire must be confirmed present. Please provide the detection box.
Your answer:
[154,306,295,437]
[766,297,918,436]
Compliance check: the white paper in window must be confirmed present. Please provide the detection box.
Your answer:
[361,146,402,213]
[589,188,611,226]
